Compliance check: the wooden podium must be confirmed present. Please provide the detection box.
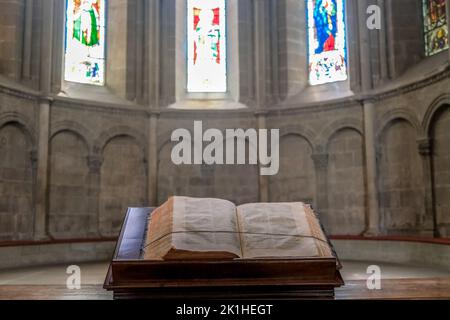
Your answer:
[104,208,344,300]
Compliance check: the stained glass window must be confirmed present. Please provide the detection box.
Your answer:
[64,0,106,85]
[307,0,347,86]
[187,0,227,93]
[423,0,449,56]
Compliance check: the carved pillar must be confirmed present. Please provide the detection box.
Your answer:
[26,150,38,238]
[417,138,437,236]
[254,0,267,109]
[146,0,160,205]
[22,0,33,80]
[358,0,373,90]
[363,100,380,235]
[377,0,389,82]
[87,155,103,236]
[254,1,269,202]
[312,152,329,216]
[359,0,380,235]
[257,111,269,202]
[148,112,159,206]
[34,0,55,240]
[134,0,145,103]
[34,99,51,240]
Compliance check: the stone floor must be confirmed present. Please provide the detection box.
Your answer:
[0,260,449,299]
[1,260,449,286]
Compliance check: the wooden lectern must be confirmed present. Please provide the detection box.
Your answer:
[104,208,344,300]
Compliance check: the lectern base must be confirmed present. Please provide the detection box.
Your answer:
[104,208,344,300]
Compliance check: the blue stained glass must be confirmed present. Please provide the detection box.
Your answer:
[307,0,348,85]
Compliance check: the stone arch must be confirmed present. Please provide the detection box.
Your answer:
[50,120,94,153]
[157,128,194,156]
[0,112,36,148]
[318,118,363,153]
[222,130,259,162]
[326,127,366,235]
[158,128,261,164]
[377,118,425,234]
[95,126,147,158]
[214,135,259,204]
[422,94,450,135]
[376,109,423,142]
[157,128,260,205]
[48,130,93,239]
[0,119,35,240]
[279,124,316,151]
[427,101,450,237]
[99,134,147,236]
[269,133,316,204]
[157,131,194,205]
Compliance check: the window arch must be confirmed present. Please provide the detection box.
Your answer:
[307,0,348,86]
[187,0,227,93]
[422,0,448,56]
[64,0,106,85]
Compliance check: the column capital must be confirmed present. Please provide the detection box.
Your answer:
[87,155,103,174]
[312,153,329,170]
[148,110,161,118]
[30,150,38,170]
[254,110,269,117]
[417,138,432,156]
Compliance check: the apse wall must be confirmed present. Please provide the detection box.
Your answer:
[0,0,450,247]
[2,72,450,240]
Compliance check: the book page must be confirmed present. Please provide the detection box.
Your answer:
[171,197,242,258]
[143,198,174,260]
[236,202,333,259]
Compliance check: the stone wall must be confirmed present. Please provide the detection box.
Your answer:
[269,134,315,204]
[0,0,450,242]
[0,123,34,240]
[1,78,450,240]
[431,106,450,237]
[49,131,93,238]
[378,120,425,234]
[327,129,366,235]
[0,0,24,80]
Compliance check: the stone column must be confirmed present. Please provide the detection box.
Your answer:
[137,0,145,103]
[254,1,269,202]
[363,100,380,235]
[34,99,51,240]
[358,0,373,88]
[146,0,160,206]
[39,0,55,94]
[312,152,329,215]
[148,112,159,206]
[254,0,267,108]
[87,155,103,236]
[30,150,38,237]
[358,0,379,235]
[417,138,437,236]
[257,111,269,202]
[270,0,280,102]
[377,0,389,82]
[22,0,33,79]
[277,0,308,97]
[34,0,55,240]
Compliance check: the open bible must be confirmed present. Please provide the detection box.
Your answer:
[143,196,336,261]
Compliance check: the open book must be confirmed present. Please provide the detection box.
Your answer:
[143,196,335,261]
